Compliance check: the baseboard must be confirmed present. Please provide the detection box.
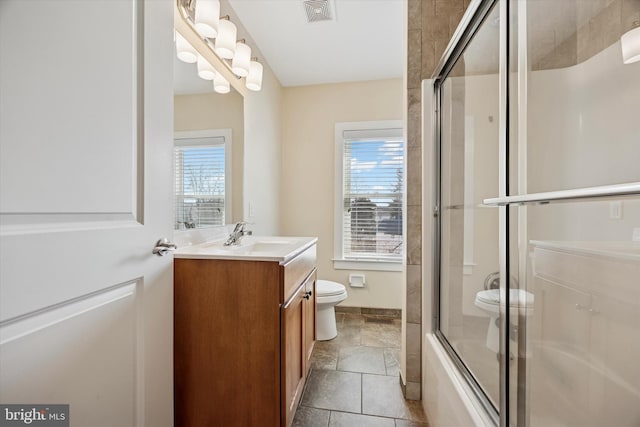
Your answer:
[335,306,402,318]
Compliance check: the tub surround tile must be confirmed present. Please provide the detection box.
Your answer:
[406,265,422,324]
[408,0,423,31]
[408,30,423,90]
[406,0,471,402]
[405,323,422,384]
[405,381,422,400]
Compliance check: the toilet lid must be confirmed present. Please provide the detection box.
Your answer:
[317,280,346,297]
[476,289,534,307]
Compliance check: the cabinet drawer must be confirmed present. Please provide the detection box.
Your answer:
[282,244,316,303]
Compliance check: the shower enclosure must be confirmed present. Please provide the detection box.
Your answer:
[429,0,640,425]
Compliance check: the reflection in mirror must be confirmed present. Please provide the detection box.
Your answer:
[173,51,244,230]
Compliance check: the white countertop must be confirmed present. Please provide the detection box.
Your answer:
[174,235,318,265]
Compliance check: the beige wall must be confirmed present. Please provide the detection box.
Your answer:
[174,92,244,222]
[280,78,404,309]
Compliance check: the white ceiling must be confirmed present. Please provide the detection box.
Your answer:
[226,0,405,87]
[174,0,405,93]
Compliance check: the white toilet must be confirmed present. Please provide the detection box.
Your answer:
[316,280,348,341]
[474,288,534,353]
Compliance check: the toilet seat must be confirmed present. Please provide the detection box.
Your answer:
[317,280,346,297]
[476,289,534,308]
[475,288,535,353]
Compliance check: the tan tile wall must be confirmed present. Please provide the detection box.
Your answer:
[404,0,470,401]
[532,0,640,70]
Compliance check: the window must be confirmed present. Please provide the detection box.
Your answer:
[174,130,231,230]
[334,121,405,271]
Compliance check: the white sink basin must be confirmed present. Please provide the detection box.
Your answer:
[174,235,318,264]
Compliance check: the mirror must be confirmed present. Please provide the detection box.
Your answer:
[173,41,244,230]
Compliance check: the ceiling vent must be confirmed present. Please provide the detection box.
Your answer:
[303,0,333,23]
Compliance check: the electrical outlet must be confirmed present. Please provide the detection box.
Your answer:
[609,201,622,220]
[633,228,640,242]
[248,201,255,218]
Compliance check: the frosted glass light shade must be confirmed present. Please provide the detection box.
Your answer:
[175,31,197,63]
[246,60,263,91]
[231,42,251,77]
[197,55,216,80]
[195,0,220,38]
[621,26,640,64]
[213,74,230,94]
[215,19,237,59]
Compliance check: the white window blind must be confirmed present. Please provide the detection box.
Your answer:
[174,136,226,229]
[338,124,404,262]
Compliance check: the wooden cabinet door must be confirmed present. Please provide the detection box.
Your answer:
[281,280,306,427]
[303,270,317,374]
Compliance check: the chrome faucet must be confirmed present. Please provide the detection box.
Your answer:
[224,221,253,246]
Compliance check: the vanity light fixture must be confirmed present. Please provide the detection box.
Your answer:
[213,73,230,94]
[175,30,197,63]
[215,16,237,60]
[621,21,640,64]
[194,0,220,38]
[175,0,263,93]
[246,58,263,91]
[231,40,251,77]
[197,55,217,80]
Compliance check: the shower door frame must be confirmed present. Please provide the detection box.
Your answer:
[430,0,509,425]
[430,1,640,426]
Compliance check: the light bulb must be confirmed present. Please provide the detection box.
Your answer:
[197,55,216,80]
[246,60,263,91]
[215,19,237,59]
[194,0,220,38]
[213,73,230,94]
[231,42,251,77]
[621,25,640,64]
[175,31,197,63]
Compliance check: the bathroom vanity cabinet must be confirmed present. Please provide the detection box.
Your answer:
[173,241,317,427]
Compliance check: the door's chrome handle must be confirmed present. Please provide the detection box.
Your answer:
[153,238,177,256]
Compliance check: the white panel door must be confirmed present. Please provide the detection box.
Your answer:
[0,1,173,426]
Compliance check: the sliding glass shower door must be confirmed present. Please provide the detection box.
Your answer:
[436,1,501,416]
[507,0,640,425]
[433,0,640,425]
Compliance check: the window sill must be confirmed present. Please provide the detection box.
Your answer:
[333,258,404,272]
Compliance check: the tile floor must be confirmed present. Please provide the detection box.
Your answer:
[292,311,429,427]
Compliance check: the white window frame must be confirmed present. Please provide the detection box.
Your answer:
[174,129,232,227]
[333,120,405,272]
